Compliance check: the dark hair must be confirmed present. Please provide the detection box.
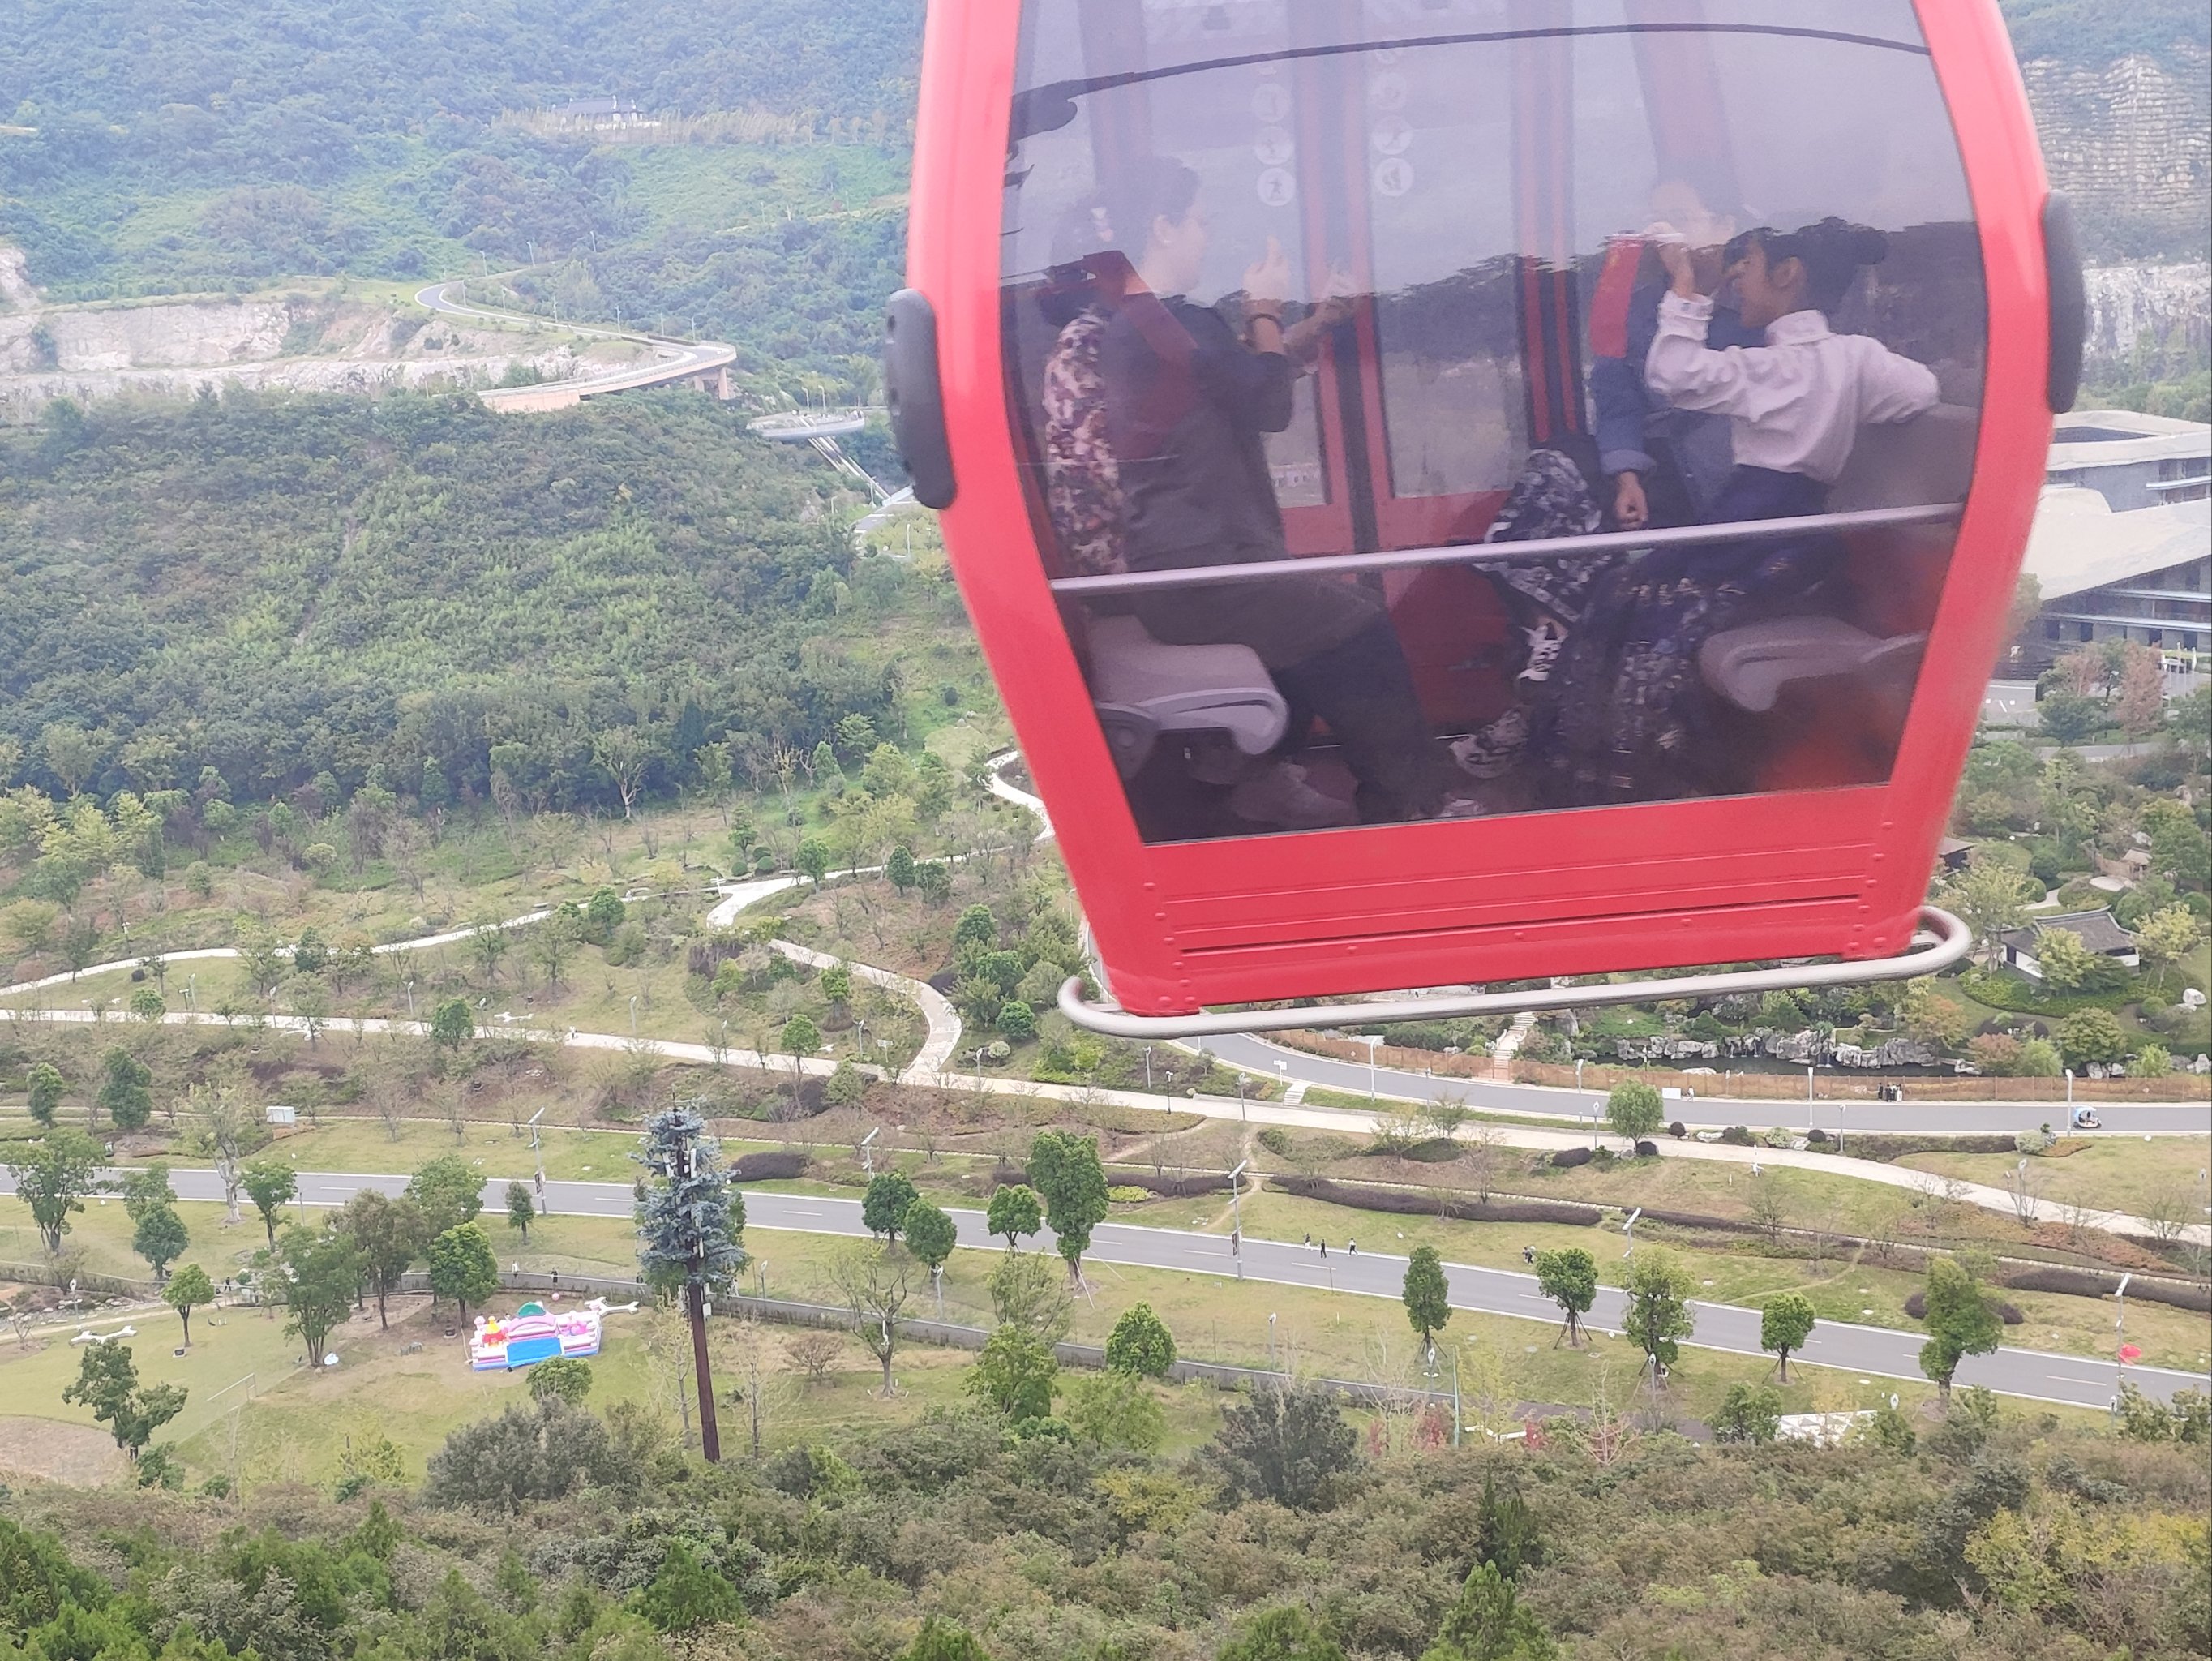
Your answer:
[1114,157,1201,251]
[1746,217,1888,313]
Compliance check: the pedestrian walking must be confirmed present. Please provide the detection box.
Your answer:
[1348,1239,1357,1255]
[1319,1239,1328,1257]
[1303,1233,1311,1247]
[1522,1243,1536,1264]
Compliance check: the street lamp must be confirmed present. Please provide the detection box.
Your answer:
[859,1127,880,1174]
[2114,1272,2132,1413]
[1365,1034,1382,1101]
[2064,1067,2074,1105]
[1227,1160,1249,1277]
[1144,1045,1152,1092]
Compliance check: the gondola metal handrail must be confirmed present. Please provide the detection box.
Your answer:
[1047,503,1964,596]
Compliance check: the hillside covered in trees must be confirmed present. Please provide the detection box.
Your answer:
[0,390,971,809]
[2,1382,2207,1661]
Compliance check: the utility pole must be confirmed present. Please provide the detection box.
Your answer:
[637,1105,741,1464]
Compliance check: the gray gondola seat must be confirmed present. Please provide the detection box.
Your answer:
[1699,403,1974,711]
[1085,613,1289,779]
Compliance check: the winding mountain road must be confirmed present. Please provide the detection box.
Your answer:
[414,280,735,405]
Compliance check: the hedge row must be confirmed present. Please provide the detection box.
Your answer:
[1271,1174,1601,1226]
[2002,1264,2212,1313]
[731,1151,810,1182]
[1843,1133,2022,1161]
[1104,1167,1250,1199]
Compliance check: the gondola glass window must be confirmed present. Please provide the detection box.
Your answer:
[1002,0,1987,843]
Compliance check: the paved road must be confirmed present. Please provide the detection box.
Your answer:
[79,1167,2206,1414]
[1198,1032,2208,1136]
[414,281,735,401]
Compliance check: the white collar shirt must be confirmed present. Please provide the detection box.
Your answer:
[1644,290,1940,486]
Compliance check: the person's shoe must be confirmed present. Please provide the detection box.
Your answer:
[1517,616,1567,684]
[1451,706,1530,779]
[1229,762,1357,830]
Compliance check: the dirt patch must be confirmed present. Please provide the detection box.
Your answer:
[0,1416,126,1486]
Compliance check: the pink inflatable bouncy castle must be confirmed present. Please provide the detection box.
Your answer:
[467,1299,603,1371]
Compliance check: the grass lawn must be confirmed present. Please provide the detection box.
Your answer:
[1897,1135,2212,1221]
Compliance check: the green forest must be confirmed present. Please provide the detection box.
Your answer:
[3,0,2203,388]
[0,390,975,809]
[2,1376,2207,1661]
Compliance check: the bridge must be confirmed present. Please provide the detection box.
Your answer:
[748,406,890,500]
[414,280,739,411]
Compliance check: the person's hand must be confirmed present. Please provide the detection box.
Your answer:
[1614,472,1648,530]
[1243,236,1291,313]
[1651,231,1698,298]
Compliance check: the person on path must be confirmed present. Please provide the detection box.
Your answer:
[1318,1239,1327,1257]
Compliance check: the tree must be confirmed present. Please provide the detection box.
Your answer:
[96,1048,153,1132]
[2058,1006,2129,1071]
[62,1343,186,1461]
[903,1616,993,1661]
[180,1079,269,1225]
[407,1153,486,1238]
[915,861,953,905]
[985,1182,1043,1249]
[1621,1250,1696,1383]
[795,836,831,887]
[1028,1130,1109,1285]
[279,1224,361,1363]
[7,1130,104,1255]
[1760,1291,1818,1382]
[427,1223,500,1327]
[423,1397,618,1514]
[987,1248,1072,1341]
[1604,1082,1664,1148]
[1901,981,1970,1049]
[468,919,509,985]
[119,1161,176,1223]
[1423,1561,1557,1661]
[1918,1255,2003,1406]
[163,1264,214,1346]
[533,909,581,987]
[527,1357,594,1406]
[2134,903,2204,989]
[903,1198,957,1281]
[631,1537,744,1633]
[997,1000,1037,1042]
[429,996,474,1052]
[1063,1369,1166,1453]
[132,1203,189,1282]
[818,959,853,1007]
[2116,642,2165,736]
[966,1325,1058,1424]
[2032,926,2107,996]
[782,1011,821,1058]
[886,846,917,893]
[337,1191,428,1329]
[1106,1302,1178,1377]
[1941,857,2038,963]
[127,987,165,1023]
[1401,1246,1452,1354]
[240,1158,298,1247]
[1534,1247,1597,1348]
[25,1062,63,1128]
[591,727,651,819]
[1217,1607,1346,1661]
[831,1244,915,1396]
[583,887,627,943]
[505,1180,536,1242]
[861,1170,921,1246]
[1205,1382,1359,1512]
[1712,1381,1784,1445]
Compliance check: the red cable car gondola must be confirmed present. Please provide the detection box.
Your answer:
[886,0,2081,1031]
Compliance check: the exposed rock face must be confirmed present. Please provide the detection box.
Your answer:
[2025,50,2211,255]
[2081,262,2211,377]
[0,291,585,421]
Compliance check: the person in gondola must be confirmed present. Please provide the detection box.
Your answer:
[1095,157,1476,827]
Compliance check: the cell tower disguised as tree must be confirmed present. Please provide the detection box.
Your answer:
[635,1102,748,1464]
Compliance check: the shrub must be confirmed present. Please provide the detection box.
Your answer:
[1667,1121,1687,1139]
[1107,1185,1150,1204]
[1718,1126,1756,1147]
[1905,1289,2024,1325]
[731,1151,808,1182]
[1806,1128,1832,1147]
[1549,1146,1593,1169]
[1257,1127,1295,1158]
[1633,1140,1659,1158]
[1271,1174,1600,1225]
[1400,1136,1460,1163]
